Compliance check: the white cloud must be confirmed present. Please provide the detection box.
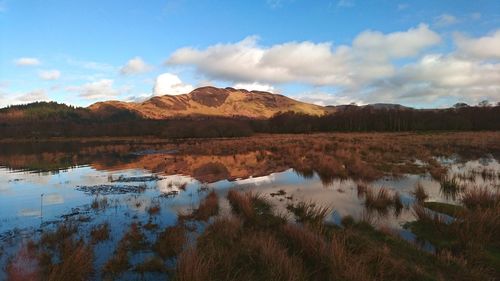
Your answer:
[120,57,152,75]
[153,73,194,96]
[39,70,61,80]
[233,82,275,92]
[359,54,500,105]
[168,24,440,88]
[14,57,41,66]
[67,79,119,100]
[16,89,49,103]
[434,14,459,27]
[296,92,364,106]
[353,24,441,59]
[455,30,500,60]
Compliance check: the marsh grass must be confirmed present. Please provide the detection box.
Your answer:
[440,176,464,200]
[364,187,399,215]
[175,248,210,281]
[102,246,129,279]
[154,225,187,260]
[179,189,490,281]
[286,201,331,227]
[103,223,147,279]
[191,191,219,221]
[461,187,500,209]
[134,256,166,274]
[412,182,428,203]
[91,196,108,210]
[406,195,500,280]
[392,192,404,216]
[90,222,110,244]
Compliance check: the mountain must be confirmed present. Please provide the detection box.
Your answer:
[89,86,327,119]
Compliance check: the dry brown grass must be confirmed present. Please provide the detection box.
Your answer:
[227,190,256,220]
[6,244,40,281]
[47,240,94,281]
[90,222,110,244]
[241,232,308,281]
[102,246,129,279]
[134,256,166,274]
[286,201,332,227]
[364,187,394,213]
[154,225,187,260]
[175,248,210,281]
[191,191,219,221]
[461,187,500,209]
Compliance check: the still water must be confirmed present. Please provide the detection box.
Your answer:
[0,139,498,279]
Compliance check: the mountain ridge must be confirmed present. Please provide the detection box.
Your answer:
[89,86,327,119]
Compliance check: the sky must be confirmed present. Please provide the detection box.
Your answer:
[1,0,499,109]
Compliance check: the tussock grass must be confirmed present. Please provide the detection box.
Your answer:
[175,248,210,281]
[461,187,500,209]
[412,182,428,203]
[364,187,404,215]
[286,201,331,227]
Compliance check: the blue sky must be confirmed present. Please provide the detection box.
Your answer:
[1,0,499,108]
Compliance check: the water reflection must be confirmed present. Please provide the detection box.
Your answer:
[0,137,499,279]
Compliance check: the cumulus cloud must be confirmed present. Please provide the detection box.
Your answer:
[168,24,440,88]
[120,57,152,75]
[67,79,119,99]
[434,14,459,27]
[153,73,194,96]
[233,82,275,92]
[39,70,61,80]
[15,57,41,66]
[455,30,500,60]
[360,54,500,105]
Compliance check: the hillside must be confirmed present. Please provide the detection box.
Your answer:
[89,86,327,119]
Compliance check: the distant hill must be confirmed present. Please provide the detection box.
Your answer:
[0,87,498,138]
[89,86,326,119]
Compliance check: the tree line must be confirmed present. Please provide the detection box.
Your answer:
[0,102,498,138]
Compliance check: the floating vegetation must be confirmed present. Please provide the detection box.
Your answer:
[110,174,159,183]
[159,190,179,198]
[76,184,147,195]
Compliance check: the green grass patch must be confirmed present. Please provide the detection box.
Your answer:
[423,202,464,217]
